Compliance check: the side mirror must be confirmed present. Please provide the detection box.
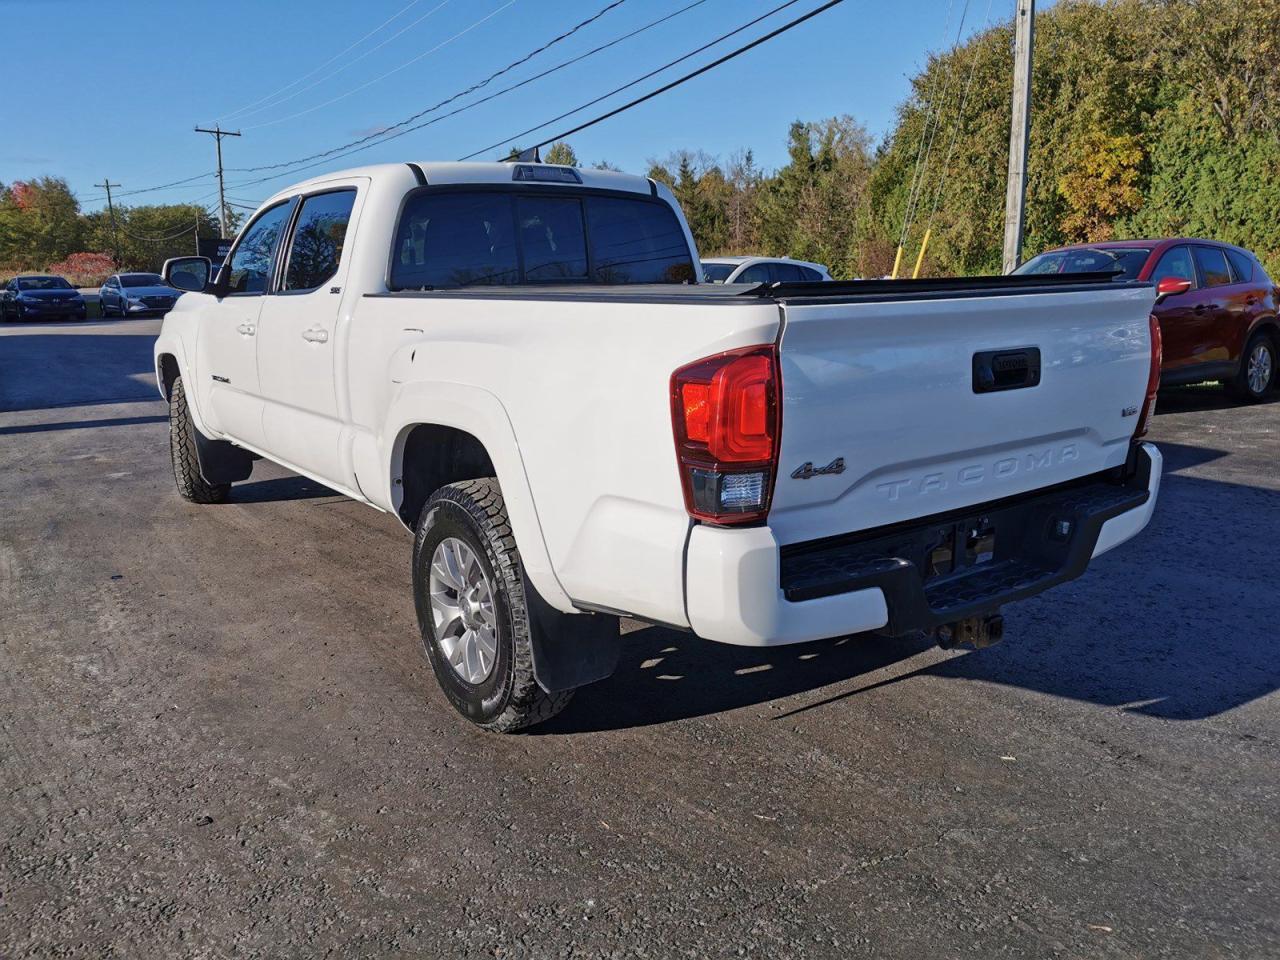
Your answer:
[1155,276,1192,301]
[163,256,212,293]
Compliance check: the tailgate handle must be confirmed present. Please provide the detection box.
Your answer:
[973,348,1041,393]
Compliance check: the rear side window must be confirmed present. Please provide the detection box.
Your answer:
[391,189,694,289]
[1151,246,1196,286]
[226,201,293,294]
[799,266,824,281]
[1194,246,1232,287]
[1225,249,1254,283]
[735,263,772,284]
[283,189,357,291]
[770,262,806,282]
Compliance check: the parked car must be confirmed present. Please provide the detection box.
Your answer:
[99,272,182,317]
[1015,239,1279,401]
[0,275,86,322]
[702,256,832,284]
[155,161,1161,732]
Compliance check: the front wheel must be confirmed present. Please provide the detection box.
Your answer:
[412,478,573,732]
[169,375,230,503]
[1228,331,1276,402]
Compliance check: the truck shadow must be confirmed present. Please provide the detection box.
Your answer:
[1156,384,1277,415]
[0,331,159,413]
[541,456,1280,733]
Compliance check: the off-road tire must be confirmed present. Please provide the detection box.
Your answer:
[169,375,230,504]
[1228,330,1276,402]
[412,478,573,732]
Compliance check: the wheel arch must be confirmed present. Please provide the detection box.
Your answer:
[384,381,573,613]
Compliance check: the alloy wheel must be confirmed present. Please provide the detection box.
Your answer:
[428,536,498,684]
[1248,342,1273,396]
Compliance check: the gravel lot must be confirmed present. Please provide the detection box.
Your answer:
[2,318,1277,958]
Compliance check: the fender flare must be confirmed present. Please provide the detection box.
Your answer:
[153,339,217,439]
[382,380,574,614]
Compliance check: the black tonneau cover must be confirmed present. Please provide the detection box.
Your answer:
[746,270,1141,302]
[369,271,1143,305]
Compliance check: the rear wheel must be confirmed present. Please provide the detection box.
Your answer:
[1228,331,1276,402]
[412,478,573,732]
[169,375,230,503]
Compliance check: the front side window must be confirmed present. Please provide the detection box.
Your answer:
[226,201,293,294]
[390,189,695,289]
[1151,246,1196,286]
[1194,246,1232,287]
[283,189,357,291]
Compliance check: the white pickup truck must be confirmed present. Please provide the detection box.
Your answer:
[156,161,1163,731]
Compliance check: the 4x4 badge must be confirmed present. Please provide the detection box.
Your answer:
[791,457,846,480]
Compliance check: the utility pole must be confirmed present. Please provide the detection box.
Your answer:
[95,178,122,265]
[1002,0,1034,274]
[194,124,241,240]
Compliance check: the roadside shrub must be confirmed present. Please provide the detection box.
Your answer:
[43,251,117,287]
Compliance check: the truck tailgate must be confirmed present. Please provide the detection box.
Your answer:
[769,282,1156,546]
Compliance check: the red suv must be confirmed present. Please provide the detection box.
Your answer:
[1016,239,1279,401]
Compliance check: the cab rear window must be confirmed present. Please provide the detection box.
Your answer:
[391,189,694,290]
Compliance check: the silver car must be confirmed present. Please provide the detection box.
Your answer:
[701,256,833,284]
[99,272,182,317]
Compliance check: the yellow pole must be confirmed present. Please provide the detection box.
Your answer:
[890,244,904,279]
[911,228,932,279]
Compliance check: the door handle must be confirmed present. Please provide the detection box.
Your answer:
[1194,304,1208,314]
[302,328,329,343]
[237,322,256,335]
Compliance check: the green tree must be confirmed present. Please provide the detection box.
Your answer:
[0,177,84,267]
[543,141,579,166]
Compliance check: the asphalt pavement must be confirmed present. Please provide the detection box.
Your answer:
[2,318,1277,958]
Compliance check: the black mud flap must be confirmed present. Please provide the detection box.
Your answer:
[193,427,254,484]
[524,578,621,694]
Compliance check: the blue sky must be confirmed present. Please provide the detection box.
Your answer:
[1,0,1013,213]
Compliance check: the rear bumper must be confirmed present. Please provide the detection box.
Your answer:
[684,443,1161,646]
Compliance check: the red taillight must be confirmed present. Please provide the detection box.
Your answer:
[1134,312,1162,439]
[671,345,780,524]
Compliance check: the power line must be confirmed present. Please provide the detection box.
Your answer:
[227,0,641,175]
[218,0,711,194]
[83,0,695,203]
[119,221,202,243]
[81,170,216,204]
[897,0,972,264]
[231,0,455,126]
[214,0,435,123]
[922,0,996,232]
[243,0,518,131]
[459,0,838,161]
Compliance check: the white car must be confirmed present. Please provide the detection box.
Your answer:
[702,256,832,284]
[99,272,182,317]
[155,160,1162,732]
